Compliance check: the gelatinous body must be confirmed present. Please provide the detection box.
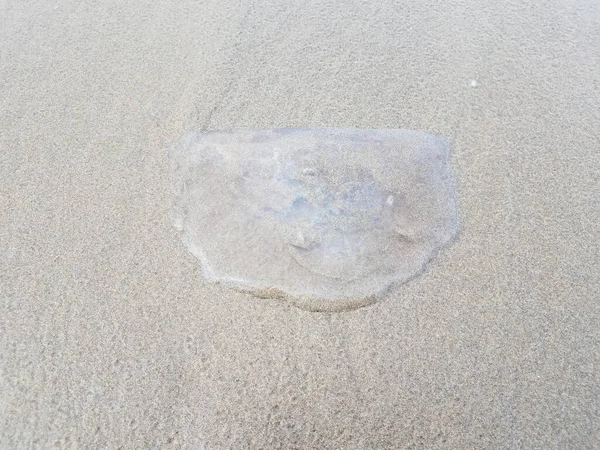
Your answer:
[170,128,458,311]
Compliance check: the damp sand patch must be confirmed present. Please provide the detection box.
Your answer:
[170,128,458,311]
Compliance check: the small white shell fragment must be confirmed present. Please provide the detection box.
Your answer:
[170,128,458,311]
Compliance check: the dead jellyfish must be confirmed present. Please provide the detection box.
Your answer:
[170,128,458,311]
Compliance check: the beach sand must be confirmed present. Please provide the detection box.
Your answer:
[1,0,599,448]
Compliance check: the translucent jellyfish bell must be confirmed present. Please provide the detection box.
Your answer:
[170,128,458,311]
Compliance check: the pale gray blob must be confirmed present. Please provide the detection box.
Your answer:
[170,128,458,311]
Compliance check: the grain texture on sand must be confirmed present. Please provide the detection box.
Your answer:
[1,0,599,448]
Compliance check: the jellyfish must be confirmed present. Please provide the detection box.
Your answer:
[170,128,458,311]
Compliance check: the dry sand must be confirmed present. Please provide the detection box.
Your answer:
[1,0,599,448]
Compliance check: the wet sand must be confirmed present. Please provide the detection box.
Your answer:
[1,0,599,448]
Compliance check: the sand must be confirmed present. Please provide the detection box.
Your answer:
[1,0,599,448]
